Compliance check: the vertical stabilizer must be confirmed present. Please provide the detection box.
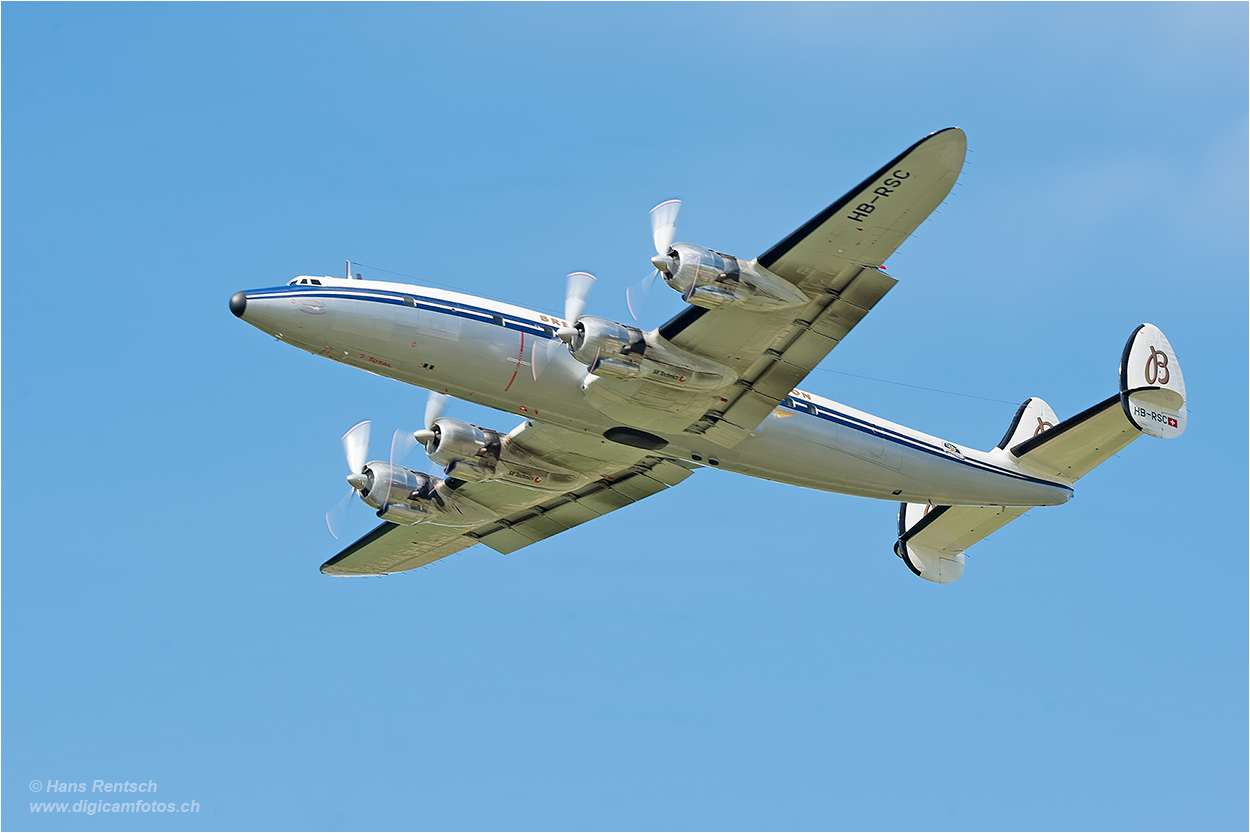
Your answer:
[996,397,1060,451]
[1120,323,1186,439]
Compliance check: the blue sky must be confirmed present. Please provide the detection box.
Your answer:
[3,3,1246,830]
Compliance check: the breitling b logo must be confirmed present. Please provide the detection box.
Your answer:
[1145,346,1170,385]
[1034,416,1054,436]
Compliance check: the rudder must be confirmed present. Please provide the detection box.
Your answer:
[1120,323,1186,439]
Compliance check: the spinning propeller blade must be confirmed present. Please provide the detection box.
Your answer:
[627,271,660,321]
[414,391,449,446]
[532,336,561,381]
[325,487,356,539]
[557,271,596,342]
[650,199,681,255]
[424,392,449,434]
[627,199,681,320]
[390,427,420,471]
[327,420,373,539]
[342,420,371,475]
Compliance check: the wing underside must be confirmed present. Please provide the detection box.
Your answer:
[321,420,698,576]
[319,130,971,576]
[642,128,967,446]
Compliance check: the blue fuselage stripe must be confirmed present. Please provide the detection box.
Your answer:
[777,397,1067,490]
[249,285,559,339]
[254,284,1070,493]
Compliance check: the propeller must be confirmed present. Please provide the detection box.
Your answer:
[324,394,449,538]
[326,420,372,539]
[413,391,450,447]
[651,198,681,256]
[343,419,371,478]
[556,271,596,342]
[530,272,597,380]
[627,199,681,320]
[531,336,558,381]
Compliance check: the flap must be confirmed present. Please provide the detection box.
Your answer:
[468,458,696,554]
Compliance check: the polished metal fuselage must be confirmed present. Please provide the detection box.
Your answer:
[235,277,1073,508]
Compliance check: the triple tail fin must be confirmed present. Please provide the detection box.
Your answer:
[996,397,1060,451]
[895,323,1186,583]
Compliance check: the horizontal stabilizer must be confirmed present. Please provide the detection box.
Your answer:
[1009,394,1138,481]
[1011,323,1186,481]
[895,502,1030,583]
[894,323,1186,582]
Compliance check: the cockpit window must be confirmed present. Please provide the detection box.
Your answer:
[310,279,321,286]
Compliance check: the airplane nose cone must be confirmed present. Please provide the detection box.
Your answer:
[229,291,247,318]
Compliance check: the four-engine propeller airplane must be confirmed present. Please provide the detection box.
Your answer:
[229,127,1187,582]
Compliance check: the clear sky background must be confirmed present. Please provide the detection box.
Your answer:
[3,4,1246,831]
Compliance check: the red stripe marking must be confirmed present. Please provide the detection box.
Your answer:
[504,333,525,392]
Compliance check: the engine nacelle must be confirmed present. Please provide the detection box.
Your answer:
[355,461,488,527]
[568,317,645,379]
[425,418,502,470]
[356,462,431,513]
[658,242,809,311]
[567,315,736,390]
[422,418,589,493]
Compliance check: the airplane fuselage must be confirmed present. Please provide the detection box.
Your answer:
[231,276,1073,509]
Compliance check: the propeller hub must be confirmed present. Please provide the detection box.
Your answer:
[651,254,675,274]
[346,472,369,491]
[556,325,578,343]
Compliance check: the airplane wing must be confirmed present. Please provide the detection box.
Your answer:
[320,420,697,576]
[612,128,967,447]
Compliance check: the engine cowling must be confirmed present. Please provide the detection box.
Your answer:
[354,462,438,523]
[658,242,809,311]
[568,317,645,380]
[567,315,736,391]
[424,418,502,470]
[353,460,489,527]
[421,418,589,493]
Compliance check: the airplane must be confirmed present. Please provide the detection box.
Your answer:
[228,127,1187,583]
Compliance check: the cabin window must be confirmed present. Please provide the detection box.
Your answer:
[403,296,417,307]
[541,325,554,338]
[491,315,504,327]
